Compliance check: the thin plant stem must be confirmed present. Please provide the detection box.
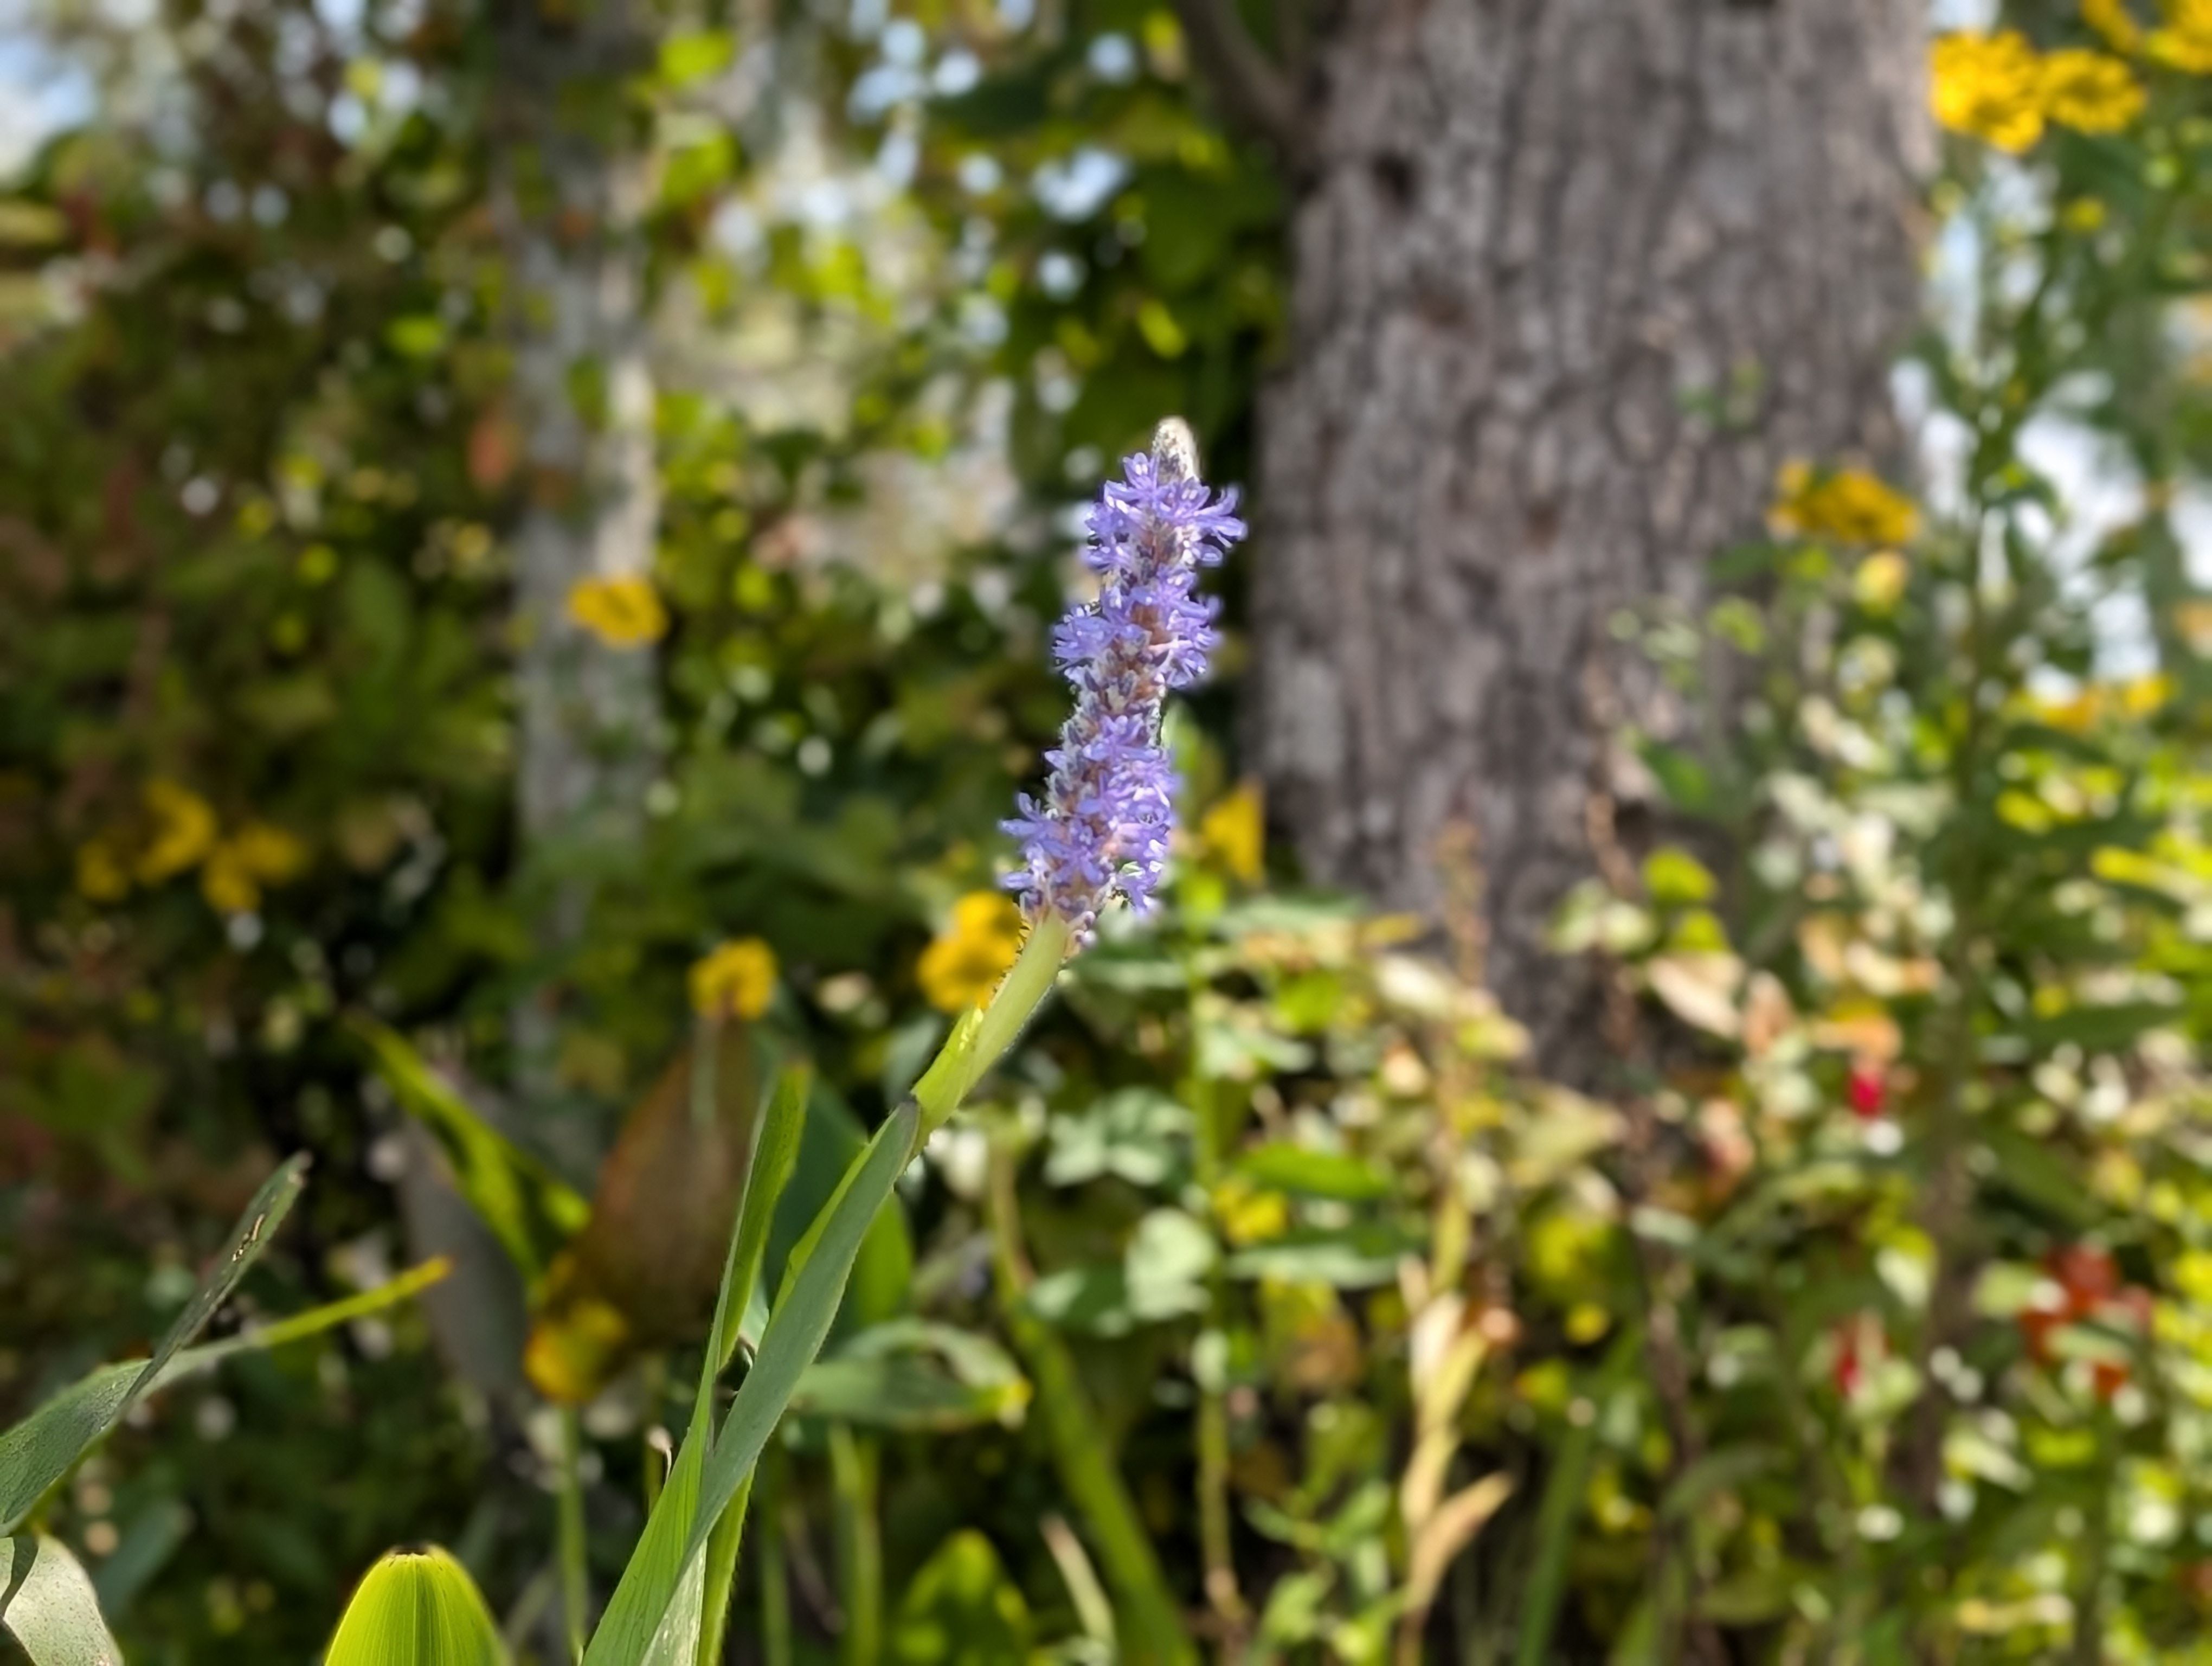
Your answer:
[557,1407,589,1663]
[829,1425,882,1666]
[761,1442,796,1663]
[1185,1068,1246,1654]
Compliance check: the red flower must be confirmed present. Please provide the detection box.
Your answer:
[2047,1245,2119,1315]
[2020,1246,2153,1399]
[1832,1316,1878,1396]
[1847,1062,1886,1120]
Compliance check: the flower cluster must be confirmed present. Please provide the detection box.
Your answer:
[1931,28,2144,153]
[1005,428,1245,936]
[1768,460,1918,547]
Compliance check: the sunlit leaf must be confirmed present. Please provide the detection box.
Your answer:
[324,1547,505,1666]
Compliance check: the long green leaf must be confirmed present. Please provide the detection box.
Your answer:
[0,1259,447,1544]
[0,1155,310,1535]
[0,1536,121,1665]
[325,1546,505,1666]
[582,1066,809,1666]
[584,1098,919,1666]
[693,1067,809,1666]
[356,1018,589,1285]
[714,1066,810,1377]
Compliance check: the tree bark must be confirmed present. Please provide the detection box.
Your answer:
[491,0,662,1167]
[1250,0,1927,1071]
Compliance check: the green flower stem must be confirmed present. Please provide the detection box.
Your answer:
[987,1137,1196,1666]
[913,916,1072,1136]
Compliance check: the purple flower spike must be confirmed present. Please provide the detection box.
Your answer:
[1005,419,1246,939]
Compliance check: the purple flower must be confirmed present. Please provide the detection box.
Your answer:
[1005,421,1246,938]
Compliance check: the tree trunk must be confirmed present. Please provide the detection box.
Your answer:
[491,0,662,1168]
[1249,0,1927,1071]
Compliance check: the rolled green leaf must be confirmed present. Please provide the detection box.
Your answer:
[0,1535,122,1666]
[325,1546,505,1666]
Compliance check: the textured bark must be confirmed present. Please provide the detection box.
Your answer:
[1251,0,1927,1071]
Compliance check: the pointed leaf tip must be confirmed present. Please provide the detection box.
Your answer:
[325,1546,506,1666]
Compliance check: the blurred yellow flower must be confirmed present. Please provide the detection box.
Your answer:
[917,891,1025,1013]
[2039,48,2145,131]
[1198,781,1265,885]
[75,838,131,902]
[1212,1176,1290,1246]
[2151,0,2212,72]
[2083,0,2143,52]
[201,822,309,915]
[1932,31,2047,152]
[567,574,668,648]
[135,779,218,883]
[1854,550,1911,613]
[1771,462,1919,547]
[690,937,778,1020]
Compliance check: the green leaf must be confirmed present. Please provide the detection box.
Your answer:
[887,1531,1034,1665]
[1045,1089,1190,1189]
[719,1066,811,1370]
[1233,1144,1390,1202]
[793,1322,1026,1432]
[693,1065,809,1666]
[769,1080,912,1338]
[658,30,734,85]
[324,1547,505,1666]
[0,1154,309,1534]
[1224,1226,1417,1289]
[586,1100,921,1666]
[0,1536,122,1666]
[356,1018,589,1286]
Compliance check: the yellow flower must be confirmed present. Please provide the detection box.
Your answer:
[2040,48,2146,131]
[201,822,308,915]
[1198,781,1265,885]
[1932,31,2048,153]
[1771,462,1919,547]
[1211,1176,1290,1246]
[75,838,131,902]
[917,892,1025,1014]
[690,937,779,1020]
[2084,0,2143,51]
[566,574,668,648]
[134,779,218,883]
[2151,0,2212,71]
[1854,550,1911,613]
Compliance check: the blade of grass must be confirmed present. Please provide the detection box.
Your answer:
[0,1155,310,1535]
[580,1067,812,1666]
[692,1067,808,1666]
[584,1098,919,1666]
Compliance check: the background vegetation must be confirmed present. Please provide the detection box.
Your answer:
[3,1,2212,1661]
